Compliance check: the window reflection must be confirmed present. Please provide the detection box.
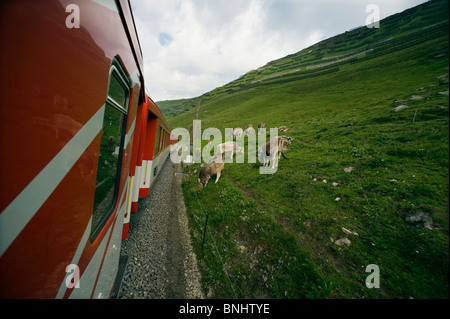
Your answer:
[91,61,129,238]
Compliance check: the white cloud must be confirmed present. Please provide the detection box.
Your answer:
[130,0,427,101]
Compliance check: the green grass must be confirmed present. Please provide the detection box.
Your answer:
[169,0,449,299]
[156,98,194,119]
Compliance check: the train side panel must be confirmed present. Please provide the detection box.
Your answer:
[122,99,146,239]
[138,99,171,199]
[0,0,144,298]
[127,97,171,219]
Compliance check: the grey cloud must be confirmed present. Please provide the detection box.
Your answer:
[131,0,427,101]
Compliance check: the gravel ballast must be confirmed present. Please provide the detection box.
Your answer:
[117,159,204,299]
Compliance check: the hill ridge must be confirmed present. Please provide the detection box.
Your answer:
[158,0,449,121]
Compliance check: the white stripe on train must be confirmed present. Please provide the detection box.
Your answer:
[0,105,106,258]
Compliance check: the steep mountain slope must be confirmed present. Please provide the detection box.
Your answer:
[165,0,448,127]
[166,0,449,299]
[155,98,193,119]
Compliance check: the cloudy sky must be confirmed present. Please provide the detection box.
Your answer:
[130,0,427,102]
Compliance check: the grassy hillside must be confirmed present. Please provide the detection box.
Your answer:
[169,0,449,299]
[154,98,193,119]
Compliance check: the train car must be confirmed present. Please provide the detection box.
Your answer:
[123,95,170,239]
[0,0,170,299]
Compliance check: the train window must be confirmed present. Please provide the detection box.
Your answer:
[159,129,163,150]
[163,131,166,149]
[163,131,167,148]
[153,125,161,157]
[108,73,127,108]
[91,59,130,240]
[164,131,167,149]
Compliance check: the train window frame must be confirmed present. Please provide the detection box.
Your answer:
[90,58,130,241]
[153,125,161,158]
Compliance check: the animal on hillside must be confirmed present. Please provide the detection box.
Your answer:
[280,135,294,145]
[244,124,254,136]
[198,153,226,187]
[216,141,244,159]
[258,136,292,169]
[258,122,265,135]
[278,125,293,132]
[231,127,243,138]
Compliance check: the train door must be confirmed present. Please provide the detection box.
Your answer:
[138,116,158,198]
[122,98,147,239]
[65,58,131,299]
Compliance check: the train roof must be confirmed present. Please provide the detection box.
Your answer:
[147,95,170,132]
[118,0,145,103]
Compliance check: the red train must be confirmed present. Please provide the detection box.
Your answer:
[0,0,170,298]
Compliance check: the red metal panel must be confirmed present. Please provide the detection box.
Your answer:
[0,132,100,298]
[149,98,170,132]
[0,1,110,214]
[130,102,145,176]
[136,98,149,168]
[145,118,158,162]
[0,0,144,298]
